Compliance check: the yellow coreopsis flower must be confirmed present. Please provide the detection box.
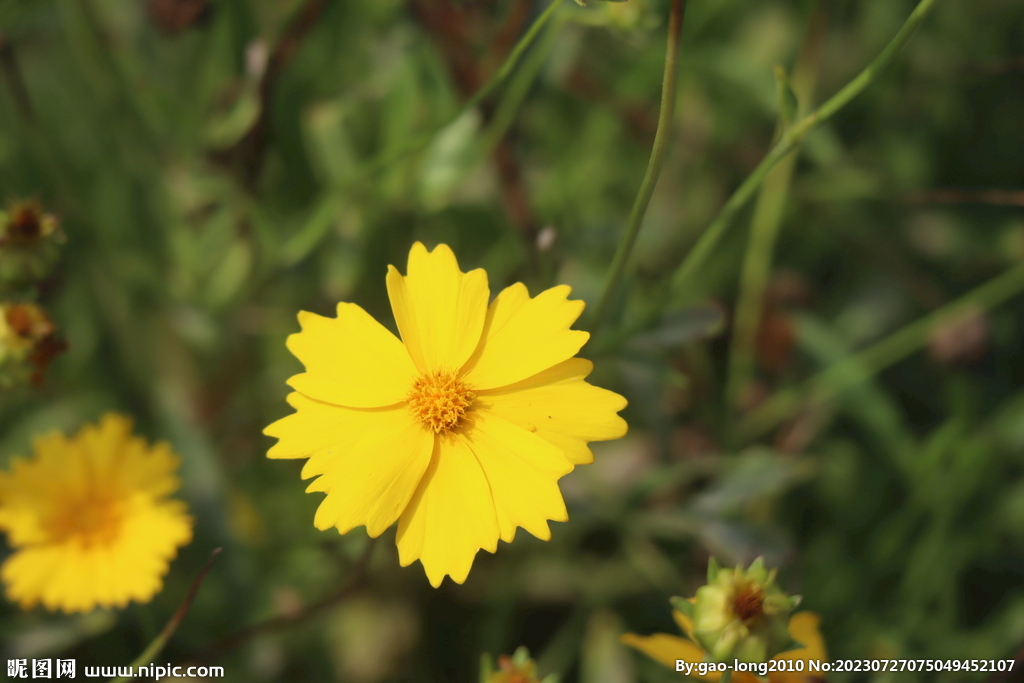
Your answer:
[0,414,194,613]
[265,242,628,586]
[622,609,827,683]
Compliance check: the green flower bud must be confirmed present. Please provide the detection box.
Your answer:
[690,557,802,664]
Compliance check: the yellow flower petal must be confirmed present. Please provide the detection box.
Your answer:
[304,408,434,537]
[385,242,490,373]
[770,612,828,683]
[396,434,499,587]
[462,283,589,391]
[264,393,399,481]
[620,632,705,671]
[481,358,627,465]
[464,412,571,543]
[286,303,418,408]
[782,612,827,660]
[83,416,183,499]
[673,606,697,641]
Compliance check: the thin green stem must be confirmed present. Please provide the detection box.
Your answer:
[195,536,377,661]
[588,0,686,335]
[479,14,567,158]
[724,140,799,409]
[109,548,221,683]
[669,0,941,296]
[725,7,824,414]
[740,261,1024,441]
[279,0,566,266]
[370,0,565,174]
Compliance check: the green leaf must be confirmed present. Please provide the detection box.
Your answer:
[670,596,695,619]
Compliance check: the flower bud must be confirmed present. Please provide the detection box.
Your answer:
[481,647,558,683]
[0,200,63,285]
[0,302,64,385]
[680,557,803,664]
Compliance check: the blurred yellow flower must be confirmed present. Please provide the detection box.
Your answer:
[0,414,193,612]
[266,242,627,586]
[622,608,827,683]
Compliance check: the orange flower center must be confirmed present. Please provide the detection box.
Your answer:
[407,371,475,433]
[733,583,766,621]
[46,495,124,548]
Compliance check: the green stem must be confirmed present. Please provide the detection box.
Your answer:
[109,549,221,683]
[669,0,941,296]
[725,8,824,414]
[479,13,567,158]
[740,261,1024,441]
[724,140,799,410]
[588,0,687,335]
[279,0,565,267]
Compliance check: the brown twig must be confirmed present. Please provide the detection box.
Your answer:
[905,188,1024,207]
[109,548,223,683]
[226,0,328,187]
[191,537,376,662]
[0,33,35,122]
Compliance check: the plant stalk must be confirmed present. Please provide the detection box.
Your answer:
[588,0,687,335]
[109,548,222,683]
[740,261,1024,440]
[725,7,825,414]
[669,0,941,296]
[279,0,566,266]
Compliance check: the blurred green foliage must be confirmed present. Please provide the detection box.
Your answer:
[1,0,1024,681]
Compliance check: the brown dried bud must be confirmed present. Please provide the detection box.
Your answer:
[0,302,65,385]
[0,200,59,249]
[0,200,63,285]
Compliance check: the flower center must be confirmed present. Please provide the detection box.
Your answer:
[407,370,475,433]
[46,496,124,548]
[732,583,766,621]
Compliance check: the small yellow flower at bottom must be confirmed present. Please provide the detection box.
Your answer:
[265,242,628,587]
[0,414,193,613]
[621,608,827,683]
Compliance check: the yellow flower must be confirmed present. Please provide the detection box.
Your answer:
[0,414,194,613]
[621,608,827,683]
[265,242,627,586]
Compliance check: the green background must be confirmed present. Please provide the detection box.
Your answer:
[1,0,1023,681]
